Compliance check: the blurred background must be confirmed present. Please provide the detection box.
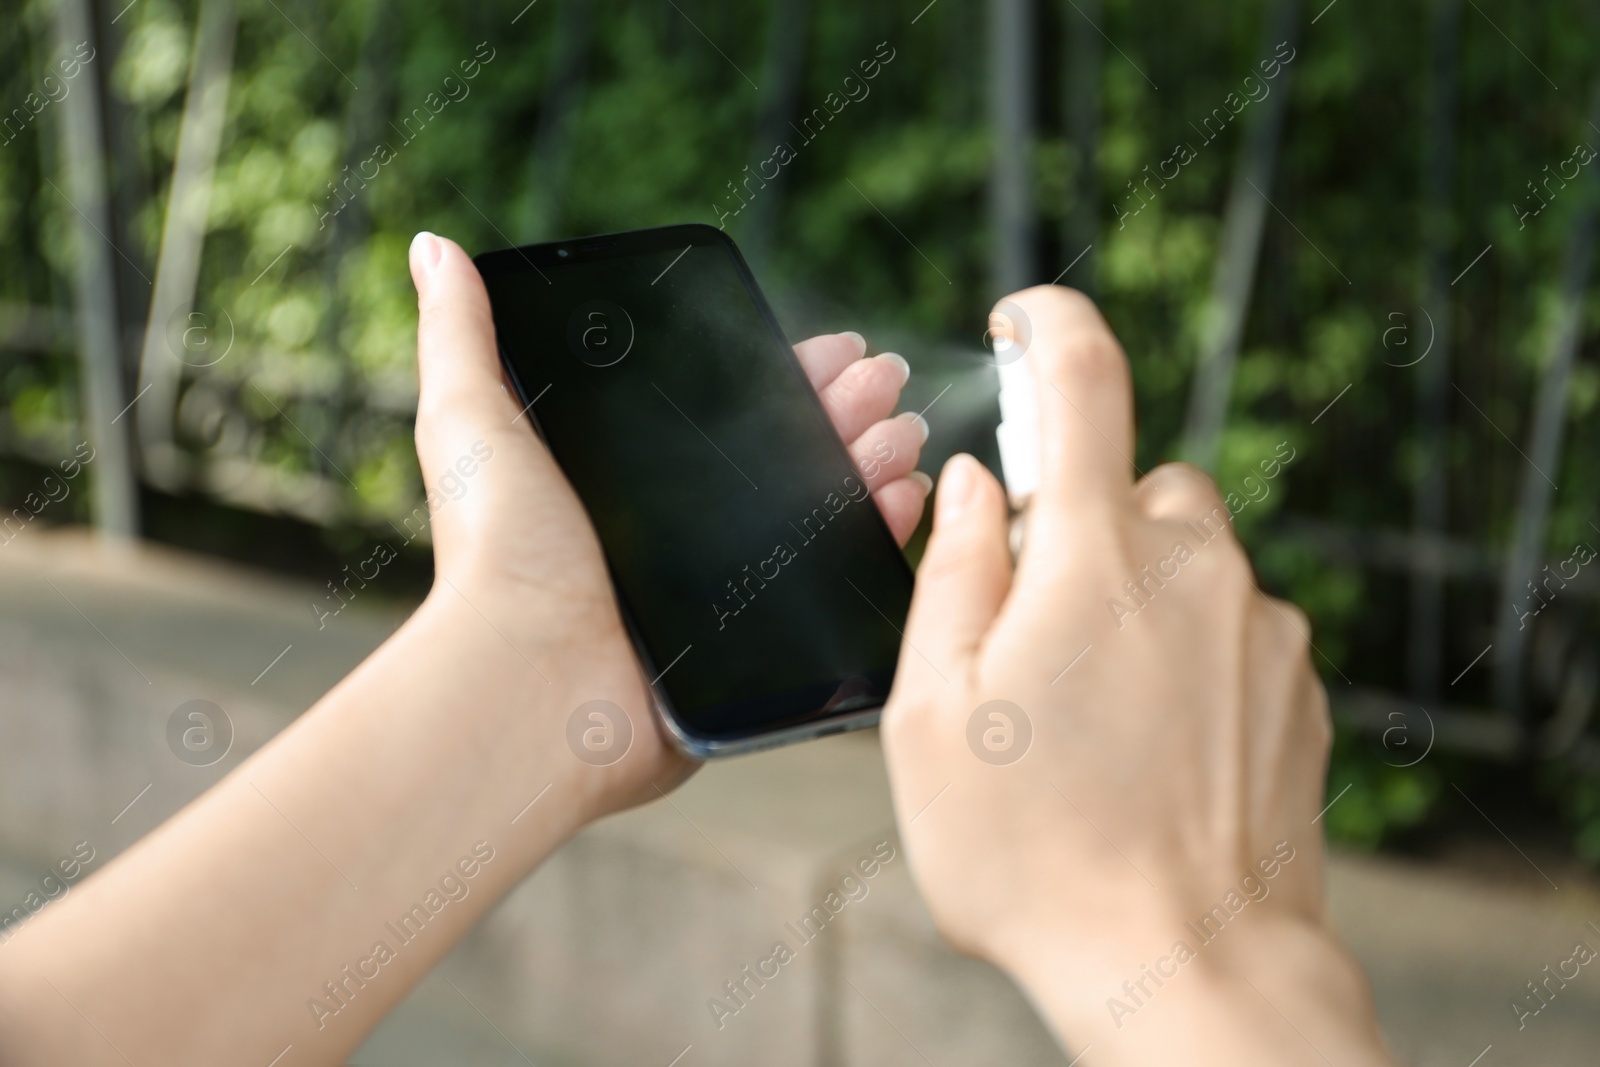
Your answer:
[2,0,1600,1063]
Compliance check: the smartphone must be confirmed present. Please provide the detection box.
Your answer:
[474,224,914,758]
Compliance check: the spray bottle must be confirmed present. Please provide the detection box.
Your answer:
[992,306,1038,554]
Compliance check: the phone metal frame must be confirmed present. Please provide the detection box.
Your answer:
[474,223,910,760]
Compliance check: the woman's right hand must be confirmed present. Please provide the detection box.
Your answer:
[879,287,1394,1066]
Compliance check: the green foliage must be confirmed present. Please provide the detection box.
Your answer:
[1323,733,1443,849]
[2,0,1599,856]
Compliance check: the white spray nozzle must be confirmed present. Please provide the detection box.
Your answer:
[994,339,1039,508]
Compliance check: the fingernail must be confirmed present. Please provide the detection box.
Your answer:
[410,231,442,280]
[937,454,977,526]
[897,410,930,442]
[908,470,933,493]
[877,352,910,385]
[840,330,867,357]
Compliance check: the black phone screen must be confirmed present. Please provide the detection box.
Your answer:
[476,225,913,743]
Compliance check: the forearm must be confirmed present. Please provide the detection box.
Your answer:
[1004,914,1396,1067]
[0,591,585,1065]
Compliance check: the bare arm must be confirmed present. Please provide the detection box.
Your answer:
[0,233,930,1065]
[0,592,602,1062]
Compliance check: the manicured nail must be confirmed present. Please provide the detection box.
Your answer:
[410,231,442,279]
[877,352,910,385]
[840,330,867,357]
[908,470,933,493]
[937,454,977,525]
[897,410,930,442]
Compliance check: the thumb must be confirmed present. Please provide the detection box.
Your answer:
[898,454,1013,692]
[410,231,521,435]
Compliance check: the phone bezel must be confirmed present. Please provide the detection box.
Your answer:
[473,223,913,759]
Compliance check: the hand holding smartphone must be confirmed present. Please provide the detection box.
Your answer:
[476,225,917,757]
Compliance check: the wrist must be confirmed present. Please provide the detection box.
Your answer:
[999,912,1392,1067]
[408,578,678,831]
[381,589,600,847]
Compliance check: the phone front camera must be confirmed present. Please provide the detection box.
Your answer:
[557,248,570,258]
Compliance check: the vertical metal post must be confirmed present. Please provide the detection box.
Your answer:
[1407,0,1460,702]
[740,0,812,268]
[133,0,238,489]
[525,0,596,241]
[1062,0,1103,297]
[1181,0,1299,473]
[1492,75,1600,730]
[54,0,138,538]
[989,0,1036,298]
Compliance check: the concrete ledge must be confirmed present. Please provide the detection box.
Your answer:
[3,529,1600,1067]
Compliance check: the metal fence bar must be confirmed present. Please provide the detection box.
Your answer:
[133,0,238,492]
[53,0,138,539]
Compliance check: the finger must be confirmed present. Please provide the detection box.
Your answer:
[793,331,867,390]
[1258,594,1314,652]
[411,231,523,431]
[996,287,1135,524]
[410,233,558,509]
[819,351,912,443]
[874,473,932,546]
[849,412,928,490]
[899,454,1012,690]
[1248,595,1330,842]
[1131,462,1233,535]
